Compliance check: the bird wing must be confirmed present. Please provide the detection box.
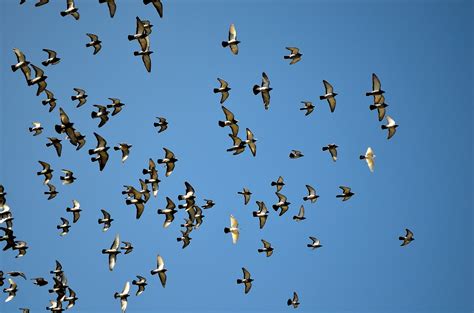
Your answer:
[340,186,351,194]
[135,16,145,34]
[142,54,152,73]
[163,147,174,159]
[166,197,176,210]
[20,64,31,81]
[228,23,237,41]
[386,115,395,127]
[222,105,235,121]
[93,43,102,55]
[31,64,44,78]
[293,292,299,302]
[258,215,267,229]
[377,106,386,122]
[242,267,250,279]
[329,146,338,161]
[111,233,120,249]
[286,47,299,54]
[122,281,130,294]
[107,0,116,17]
[101,209,110,219]
[372,73,381,91]
[261,239,271,248]
[43,49,57,59]
[323,80,333,93]
[306,184,315,196]
[298,205,305,218]
[387,127,396,139]
[13,48,26,62]
[244,282,252,294]
[261,72,270,87]
[158,271,167,287]
[262,91,270,109]
[138,35,150,51]
[217,78,228,89]
[289,55,302,65]
[406,229,413,239]
[276,192,287,202]
[87,33,99,41]
[94,132,107,148]
[157,255,165,270]
[327,96,336,112]
[152,0,163,18]
[231,230,239,244]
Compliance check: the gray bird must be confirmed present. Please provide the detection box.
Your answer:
[289,150,304,159]
[157,148,178,177]
[213,78,231,104]
[366,73,385,97]
[336,186,354,201]
[27,64,47,96]
[284,47,302,65]
[107,98,125,116]
[252,201,268,229]
[60,0,80,20]
[218,106,239,137]
[44,183,58,200]
[65,200,81,223]
[98,209,113,231]
[319,80,337,112]
[221,24,239,55]
[86,33,102,55]
[37,161,53,184]
[42,49,60,66]
[102,234,121,271]
[271,176,285,192]
[71,88,87,107]
[293,205,306,222]
[307,236,322,250]
[381,115,398,140]
[253,72,272,110]
[299,101,314,116]
[114,143,132,163]
[132,276,147,296]
[150,255,167,287]
[42,90,57,112]
[287,292,300,308]
[322,144,338,162]
[236,267,253,294]
[143,0,163,18]
[238,188,252,205]
[272,192,290,216]
[98,0,116,18]
[399,228,414,246]
[257,239,273,257]
[153,117,168,133]
[46,137,62,157]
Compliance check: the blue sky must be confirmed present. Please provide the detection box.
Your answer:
[0,0,472,312]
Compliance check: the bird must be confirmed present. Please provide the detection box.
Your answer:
[120,241,133,254]
[50,260,63,276]
[56,217,70,236]
[253,72,272,110]
[227,134,246,155]
[3,278,17,302]
[287,292,300,308]
[320,80,337,112]
[399,228,415,246]
[360,147,375,172]
[224,215,239,244]
[132,276,147,296]
[31,277,48,287]
[257,239,274,257]
[64,288,78,309]
[13,241,28,258]
[178,181,195,201]
[138,179,151,203]
[114,143,132,163]
[150,255,167,287]
[134,33,153,72]
[143,159,160,197]
[366,73,385,97]
[176,228,192,248]
[42,90,57,112]
[41,49,60,66]
[194,206,205,228]
[245,128,257,157]
[86,33,102,55]
[289,150,304,159]
[381,116,398,139]
[46,300,63,312]
[29,122,43,136]
[303,185,319,203]
[98,209,113,232]
[37,161,53,184]
[202,199,215,209]
[236,267,253,294]
[11,48,30,75]
[213,78,231,104]
[299,101,314,116]
[91,105,110,127]
[0,185,6,207]
[27,64,47,96]
[157,148,178,177]
[293,205,306,222]
[125,196,145,220]
[55,107,78,145]
[107,98,125,116]
[154,117,168,133]
[102,234,121,271]
[88,132,110,171]
[46,137,62,157]
[128,16,151,41]
[222,24,239,55]
[71,88,88,107]
[65,200,81,223]
[157,197,177,228]
[218,106,239,137]
[0,272,4,287]
[273,192,290,216]
[271,176,285,192]
[307,236,322,249]
[60,0,80,20]
[98,0,116,18]
[43,183,58,200]
[284,47,302,65]
[252,201,268,229]
[143,0,163,18]
[19,309,30,313]
[28,0,49,6]
[7,272,26,280]
[237,188,252,205]
[322,144,338,162]
[336,186,354,201]
[369,94,388,121]
[114,281,130,313]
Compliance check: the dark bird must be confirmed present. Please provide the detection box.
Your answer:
[194,206,205,228]
[44,183,58,200]
[154,117,168,133]
[202,199,215,210]
[150,255,167,287]
[125,197,145,220]
[57,217,70,236]
[271,176,285,192]
[0,227,16,251]
[107,98,125,116]
[46,137,62,157]
[320,80,337,112]
[7,271,26,280]
[366,73,385,97]
[143,0,163,18]
[102,234,121,271]
[236,267,253,294]
[98,209,113,232]
[227,134,246,155]
[0,185,6,207]
[55,108,78,145]
[307,236,322,250]
[86,33,102,55]
[42,49,60,66]
[284,47,302,65]
[369,94,388,121]
[272,192,290,216]
[65,200,81,223]
[37,161,53,184]
[289,150,304,159]
[60,0,80,20]
[71,88,87,107]
[157,148,178,177]
[222,24,239,55]
[132,276,147,296]
[42,90,57,112]
[287,292,300,308]
[257,239,273,257]
[399,228,415,246]
[245,128,257,157]
[253,72,272,110]
[64,287,78,309]
[213,78,231,104]
[176,228,192,249]
[218,106,239,137]
[3,278,17,302]
[98,0,116,18]
[359,147,375,172]
[60,169,76,185]
[114,281,130,313]
[72,130,86,150]
[11,48,30,75]
[303,185,319,203]
[120,241,133,254]
[33,0,50,6]
[336,186,354,201]
[19,309,30,313]
[299,101,314,116]
[293,205,306,222]
[322,144,338,162]
[114,143,132,163]
[29,122,43,136]
[91,105,110,127]
[88,132,110,171]
[50,260,63,276]
[0,271,3,287]
[157,197,177,228]
[381,115,398,139]
[27,64,47,96]
[238,188,252,205]
[31,277,48,286]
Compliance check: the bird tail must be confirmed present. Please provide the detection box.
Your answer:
[236,279,243,284]
[66,208,72,212]
[42,100,49,105]
[359,155,365,160]
[60,11,67,17]
[223,227,230,233]
[381,125,388,130]
[252,212,258,217]
[213,88,220,93]
[157,209,163,214]
[127,35,135,41]
[125,200,132,205]
[284,56,290,59]
[303,196,309,201]
[398,236,405,240]
[88,149,95,155]
[70,96,76,101]
[157,159,164,164]
[252,85,260,95]
[153,123,159,127]
[113,292,120,298]
[176,237,182,242]
[28,127,33,132]
[133,51,140,56]
[369,104,376,110]
[319,95,325,100]
[257,249,264,253]
[221,41,229,48]
[142,169,150,175]
[322,146,328,151]
[218,121,226,127]
[41,61,48,66]
[54,125,63,134]
[113,146,119,151]
[11,65,18,72]
[91,111,98,118]
[365,92,372,96]
[97,219,103,224]
[178,195,185,201]
[287,299,292,306]
[272,205,278,211]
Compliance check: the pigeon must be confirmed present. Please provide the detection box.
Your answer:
[307,236,322,249]
[360,147,375,172]
[114,143,132,163]
[289,150,304,159]
[303,185,319,203]
[98,209,113,231]
[11,48,30,76]
[143,159,160,197]
[91,105,110,127]
[224,215,239,244]
[271,176,285,192]
[369,94,388,121]
[43,183,58,200]
[37,161,53,184]
[3,278,17,302]
[128,16,151,41]
[120,241,133,254]
[46,137,62,157]
[86,33,102,55]
[41,90,57,112]
[114,281,130,313]
[227,134,246,155]
[46,300,63,312]
[218,106,239,137]
[366,73,385,97]
[176,228,192,249]
[287,292,300,308]
[150,255,167,287]
[31,277,48,287]
[125,197,145,220]
[65,200,81,223]
[134,34,153,72]
[13,241,28,258]
[42,49,60,66]
[245,128,257,156]
[236,267,253,294]
[57,217,70,236]
[222,24,239,55]
[0,205,11,225]
[284,47,302,65]
[60,0,80,20]
[143,0,163,18]
[102,234,121,271]
[257,239,274,257]
[213,78,231,104]
[98,0,116,18]
[0,185,6,207]
[138,179,151,203]
[299,101,314,116]
[27,64,47,96]
[55,108,77,145]
[322,144,338,162]
[157,148,178,177]
[320,80,337,112]
[64,287,78,309]
[178,182,195,201]
[132,276,147,296]
[29,122,43,136]
[293,205,306,222]
[399,228,414,246]
[202,199,215,209]
[253,72,272,110]
[7,272,26,280]
[88,132,110,171]
[72,130,86,150]
[0,227,16,251]
[71,88,87,107]
[153,117,168,133]
[336,186,354,201]
[107,98,125,116]
[194,206,205,228]
[157,197,177,228]
[237,188,252,205]
[272,192,290,216]
[381,116,398,139]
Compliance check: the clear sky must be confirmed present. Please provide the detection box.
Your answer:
[0,0,472,312]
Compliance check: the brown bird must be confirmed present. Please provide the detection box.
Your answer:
[157,148,178,177]
[46,137,62,157]
[284,47,302,65]
[99,0,116,18]
[37,161,53,184]
[253,72,272,110]
[238,188,252,205]
[143,0,163,18]
[42,89,57,112]
[319,80,337,112]
[60,0,80,20]
[27,64,47,96]
[213,78,231,104]
[222,24,239,55]
[86,33,102,55]
[336,186,354,201]
[322,144,338,162]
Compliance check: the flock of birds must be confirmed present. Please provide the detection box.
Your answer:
[1,0,416,312]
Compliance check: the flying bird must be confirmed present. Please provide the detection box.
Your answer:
[236,267,253,294]
[273,192,290,216]
[218,106,239,137]
[134,32,153,72]
[237,188,252,205]
[44,183,58,200]
[71,88,88,107]
[65,200,81,223]
[381,116,398,139]
[27,64,47,96]
[253,72,272,110]
[132,276,147,296]
[202,199,215,210]
[37,161,53,184]
[257,239,274,257]
[13,241,28,258]
[29,122,43,136]
[128,16,151,41]
[143,159,160,196]
[143,0,163,18]
[60,169,76,185]
[42,90,57,112]
[213,78,231,104]
[322,144,338,162]
[336,186,354,201]
[114,143,132,163]
[31,277,48,287]
[154,117,168,133]
[293,205,306,221]
[253,201,269,229]
[176,228,192,249]
[287,292,300,308]
[360,147,375,172]
[86,33,102,55]
[307,236,322,250]
[98,209,113,232]
[98,0,116,18]
[150,255,167,287]
[64,288,78,309]
[6,272,26,280]
[303,185,319,203]
[157,148,178,177]
[284,47,302,65]
[120,241,133,254]
[107,98,125,116]
[3,278,17,302]
[91,105,110,127]
[320,80,337,112]
[178,181,195,201]
[41,49,60,66]
[89,132,110,171]
[289,150,304,159]
[102,234,121,271]
[366,73,385,97]
[55,108,78,146]
[11,48,30,77]
[271,176,285,192]
[369,94,388,121]
[222,24,239,55]
[157,197,177,228]
[399,228,415,246]
[46,137,62,157]
[224,215,239,244]
[299,101,314,116]
[245,128,257,156]
[227,134,246,155]
[114,281,130,313]
[57,217,70,236]
[60,0,80,20]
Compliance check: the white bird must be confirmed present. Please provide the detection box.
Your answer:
[223,215,239,244]
[381,116,398,139]
[360,147,375,172]
[114,281,130,313]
